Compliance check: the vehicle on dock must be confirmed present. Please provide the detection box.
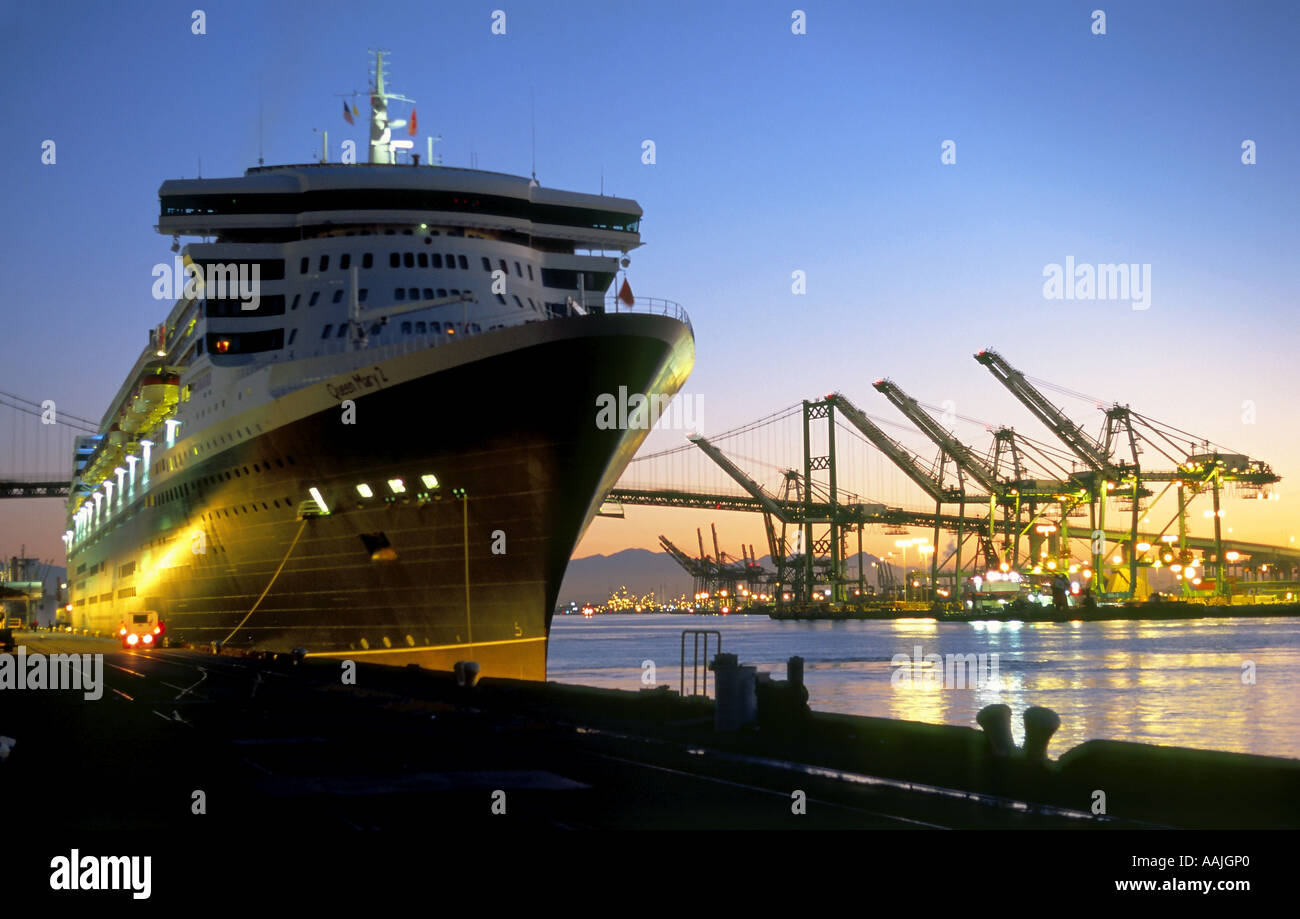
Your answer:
[118,611,164,649]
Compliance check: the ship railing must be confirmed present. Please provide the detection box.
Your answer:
[260,297,692,391]
[598,296,692,331]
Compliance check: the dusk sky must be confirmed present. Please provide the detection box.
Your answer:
[1,0,1296,566]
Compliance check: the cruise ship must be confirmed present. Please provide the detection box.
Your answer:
[62,53,695,680]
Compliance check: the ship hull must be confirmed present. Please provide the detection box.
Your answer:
[68,313,694,680]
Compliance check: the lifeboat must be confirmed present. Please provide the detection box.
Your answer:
[140,374,180,407]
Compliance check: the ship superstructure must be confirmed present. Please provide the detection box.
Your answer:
[63,54,694,679]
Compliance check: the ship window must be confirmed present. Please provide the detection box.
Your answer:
[320,255,329,271]
[458,255,468,269]
[445,323,455,334]
[321,324,333,338]
[389,252,399,268]
[403,228,413,235]
[205,329,284,354]
[471,323,481,332]
[432,254,442,268]
[291,294,300,310]
[445,254,456,269]
[337,325,348,338]
[415,321,426,334]
[385,229,395,235]
[451,289,460,296]
[408,287,418,300]
[358,289,368,302]
[401,321,411,334]
[495,294,506,305]
[513,295,524,308]
[300,257,309,274]
[437,288,447,297]
[403,253,414,268]
[332,290,344,303]
[417,252,428,267]
[481,257,491,271]
[527,265,534,281]
[499,259,508,273]
[340,253,351,270]
[514,261,522,277]
[528,298,536,310]
[395,288,406,300]
[362,253,373,268]
[309,291,320,306]
[370,322,382,335]
[423,288,433,299]
[275,458,284,468]
[288,329,297,344]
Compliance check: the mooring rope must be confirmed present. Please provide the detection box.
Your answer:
[221,518,308,645]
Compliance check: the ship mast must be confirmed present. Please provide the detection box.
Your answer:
[367,49,415,164]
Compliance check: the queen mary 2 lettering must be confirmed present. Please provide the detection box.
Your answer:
[62,52,694,680]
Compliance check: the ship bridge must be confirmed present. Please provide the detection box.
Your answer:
[158,164,643,252]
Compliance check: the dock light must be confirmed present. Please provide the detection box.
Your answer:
[1082,568,1093,579]
[356,483,373,498]
[421,473,439,489]
[1047,560,1057,570]
[1226,551,1240,562]
[308,487,330,514]
[1035,524,1057,535]
[1111,554,1122,564]
[999,561,1010,572]
[388,478,406,494]
[1136,542,1151,552]
[1171,564,1182,573]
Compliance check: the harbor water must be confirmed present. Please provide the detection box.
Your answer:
[548,613,1300,760]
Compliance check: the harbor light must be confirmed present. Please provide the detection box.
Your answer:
[1226,551,1240,562]
[1136,542,1151,552]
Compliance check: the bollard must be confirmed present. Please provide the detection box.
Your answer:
[454,660,481,688]
[977,703,1016,757]
[1022,706,1061,763]
[787,655,804,692]
[291,647,307,666]
[710,653,757,732]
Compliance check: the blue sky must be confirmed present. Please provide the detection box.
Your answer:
[1,0,1297,561]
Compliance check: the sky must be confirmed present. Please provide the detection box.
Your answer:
[1,0,1297,567]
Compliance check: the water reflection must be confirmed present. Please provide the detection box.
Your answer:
[547,613,1300,759]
